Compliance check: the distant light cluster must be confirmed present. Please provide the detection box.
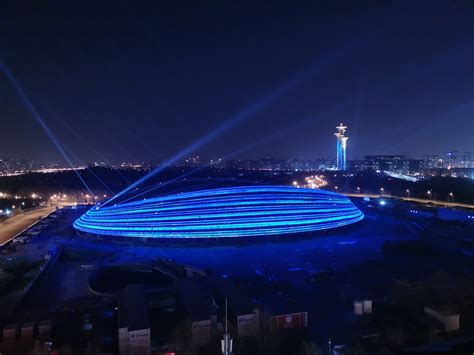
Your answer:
[73,186,364,239]
[0,166,87,177]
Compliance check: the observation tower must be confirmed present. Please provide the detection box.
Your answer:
[334,124,348,171]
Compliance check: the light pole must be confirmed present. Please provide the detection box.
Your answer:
[335,186,338,192]
[380,187,384,195]
[427,190,432,201]
[357,187,361,194]
[449,192,454,203]
[406,189,410,198]
[222,298,233,355]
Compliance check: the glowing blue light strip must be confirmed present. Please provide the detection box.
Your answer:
[73,186,364,239]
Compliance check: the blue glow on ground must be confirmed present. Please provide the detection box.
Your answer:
[74,186,364,239]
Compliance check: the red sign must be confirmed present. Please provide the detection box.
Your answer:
[272,312,307,330]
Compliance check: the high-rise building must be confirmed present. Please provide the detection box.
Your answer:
[334,124,348,171]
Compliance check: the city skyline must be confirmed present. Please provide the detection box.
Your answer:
[0,120,472,169]
[1,2,474,165]
[2,4,474,355]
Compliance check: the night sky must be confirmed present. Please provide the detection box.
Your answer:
[1,1,474,165]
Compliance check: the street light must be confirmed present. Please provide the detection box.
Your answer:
[380,187,384,195]
[335,186,339,191]
[406,189,410,198]
[427,190,432,201]
[357,187,361,194]
[449,192,454,202]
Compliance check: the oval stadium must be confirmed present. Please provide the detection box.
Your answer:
[73,186,364,239]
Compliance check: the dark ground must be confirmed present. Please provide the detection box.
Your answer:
[10,197,474,349]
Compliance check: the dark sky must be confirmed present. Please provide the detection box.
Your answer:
[1,1,474,164]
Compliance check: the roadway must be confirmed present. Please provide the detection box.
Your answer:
[0,206,56,246]
[343,193,474,210]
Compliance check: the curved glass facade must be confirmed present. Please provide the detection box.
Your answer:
[73,186,364,239]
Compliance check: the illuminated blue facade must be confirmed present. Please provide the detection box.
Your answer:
[335,124,348,171]
[73,186,364,239]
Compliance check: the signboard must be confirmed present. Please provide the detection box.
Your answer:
[129,328,151,355]
[192,319,211,345]
[237,313,257,338]
[271,312,308,330]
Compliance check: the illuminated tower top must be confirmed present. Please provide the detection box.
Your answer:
[334,123,348,171]
[335,123,347,135]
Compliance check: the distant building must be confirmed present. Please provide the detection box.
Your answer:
[89,161,108,168]
[0,158,44,175]
[209,158,223,166]
[424,152,474,169]
[423,167,474,178]
[181,155,201,167]
[223,157,335,171]
[350,155,424,174]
